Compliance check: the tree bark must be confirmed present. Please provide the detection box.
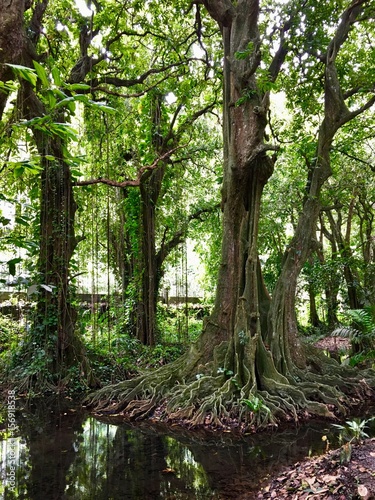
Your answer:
[0,0,26,118]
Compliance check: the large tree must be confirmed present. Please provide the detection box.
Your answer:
[0,0,94,388]
[90,0,375,429]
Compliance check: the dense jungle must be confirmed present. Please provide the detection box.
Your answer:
[0,0,374,498]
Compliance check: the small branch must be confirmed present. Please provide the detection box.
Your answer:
[268,2,309,82]
[337,148,375,172]
[156,203,220,267]
[342,94,375,125]
[90,73,173,99]
[246,143,279,163]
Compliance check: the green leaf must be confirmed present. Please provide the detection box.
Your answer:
[46,89,57,109]
[7,257,22,276]
[0,80,18,92]
[64,83,91,91]
[234,42,254,60]
[0,216,11,226]
[51,66,62,86]
[73,94,89,103]
[49,122,78,140]
[15,216,30,227]
[89,101,117,114]
[55,96,76,109]
[6,63,37,86]
[13,164,25,178]
[33,60,49,87]
[53,88,68,100]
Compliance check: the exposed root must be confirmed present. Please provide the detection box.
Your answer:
[86,341,375,433]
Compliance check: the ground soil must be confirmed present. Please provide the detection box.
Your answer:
[255,438,375,499]
[314,336,351,354]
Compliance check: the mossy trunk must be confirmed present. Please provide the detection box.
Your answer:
[37,153,79,372]
[136,93,166,346]
[194,1,286,402]
[0,2,92,386]
[17,80,82,377]
[0,0,26,118]
[137,170,164,346]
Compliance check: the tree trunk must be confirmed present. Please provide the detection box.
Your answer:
[37,145,79,371]
[0,0,25,118]
[308,283,321,329]
[318,215,340,329]
[359,198,375,305]
[0,1,92,387]
[326,205,364,310]
[21,85,89,380]
[137,166,165,345]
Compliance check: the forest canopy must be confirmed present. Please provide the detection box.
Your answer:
[0,0,374,431]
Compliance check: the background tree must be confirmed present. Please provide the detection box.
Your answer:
[0,0,97,388]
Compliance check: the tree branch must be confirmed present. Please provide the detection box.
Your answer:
[156,204,220,267]
[201,0,235,27]
[267,1,309,82]
[74,145,186,188]
[91,61,189,88]
[342,94,375,124]
[337,148,375,172]
[324,0,371,129]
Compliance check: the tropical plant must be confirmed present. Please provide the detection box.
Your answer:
[332,306,375,365]
[333,417,374,444]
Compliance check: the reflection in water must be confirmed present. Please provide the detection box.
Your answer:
[1,403,375,499]
[64,419,213,499]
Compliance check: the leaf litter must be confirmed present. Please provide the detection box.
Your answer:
[255,438,375,499]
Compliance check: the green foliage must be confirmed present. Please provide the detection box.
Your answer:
[6,63,38,86]
[85,336,139,386]
[333,307,375,364]
[0,315,22,353]
[234,42,254,60]
[138,343,184,368]
[241,396,270,414]
[238,330,249,346]
[332,417,374,444]
[85,333,183,386]
[235,87,257,107]
[217,367,234,377]
[157,304,207,344]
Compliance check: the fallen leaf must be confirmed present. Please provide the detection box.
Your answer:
[306,476,316,486]
[321,474,338,484]
[276,476,287,482]
[357,485,368,498]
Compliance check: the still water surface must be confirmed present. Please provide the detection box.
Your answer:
[1,401,374,499]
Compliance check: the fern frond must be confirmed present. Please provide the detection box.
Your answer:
[332,327,359,339]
